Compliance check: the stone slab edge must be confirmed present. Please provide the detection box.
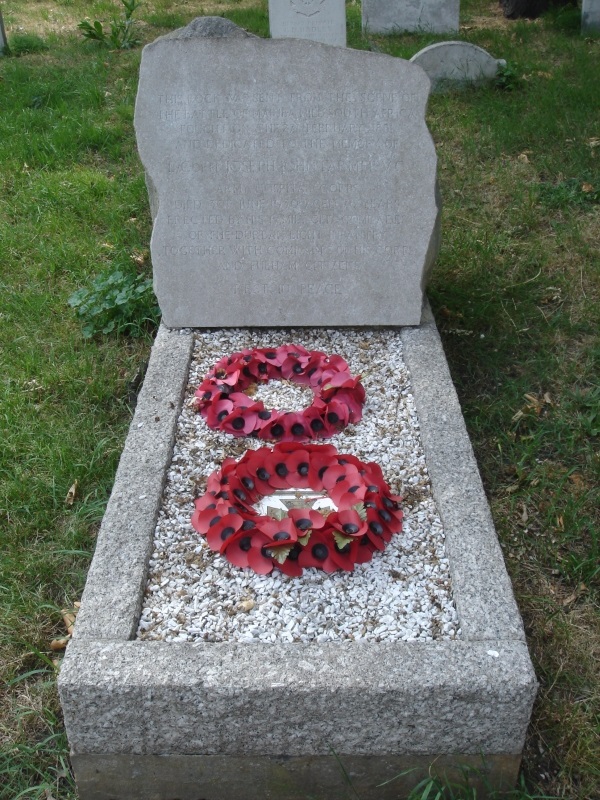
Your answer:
[73,325,194,640]
[60,638,535,756]
[401,305,527,642]
[70,752,521,800]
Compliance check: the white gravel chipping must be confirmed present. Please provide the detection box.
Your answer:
[137,328,460,644]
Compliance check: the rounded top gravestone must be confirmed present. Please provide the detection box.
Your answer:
[134,17,441,328]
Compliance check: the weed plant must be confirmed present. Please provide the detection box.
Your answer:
[78,0,143,50]
[0,1,598,798]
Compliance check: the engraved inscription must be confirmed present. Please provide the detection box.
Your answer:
[152,84,420,293]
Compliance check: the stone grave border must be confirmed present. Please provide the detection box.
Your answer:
[59,307,537,799]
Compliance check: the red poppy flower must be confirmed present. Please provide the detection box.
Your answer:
[297,528,349,573]
[287,507,326,532]
[328,508,368,539]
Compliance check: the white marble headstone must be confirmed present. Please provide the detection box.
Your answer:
[582,0,600,32]
[134,18,440,328]
[0,10,8,54]
[269,0,346,46]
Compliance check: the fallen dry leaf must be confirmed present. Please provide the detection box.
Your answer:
[581,182,594,193]
[65,480,78,506]
[61,609,76,635]
[238,599,255,613]
[518,153,530,163]
[50,637,70,651]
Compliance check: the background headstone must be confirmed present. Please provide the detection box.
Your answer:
[582,0,600,31]
[362,0,459,34]
[135,18,440,328]
[269,0,346,46]
[0,8,8,55]
[410,42,506,91]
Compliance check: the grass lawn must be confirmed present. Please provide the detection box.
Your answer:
[0,1,598,798]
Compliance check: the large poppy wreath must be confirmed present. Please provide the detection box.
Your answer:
[191,442,403,576]
[195,344,365,441]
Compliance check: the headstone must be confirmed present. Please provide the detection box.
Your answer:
[410,42,506,92]
[0,8,8,55]
[362,0,460,34]
[582,0,600,31]
[269,0,346,46]
[135,18,440,328]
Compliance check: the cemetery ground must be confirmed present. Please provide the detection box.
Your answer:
[0,0,598,797]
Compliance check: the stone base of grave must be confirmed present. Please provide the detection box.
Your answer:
[59,307,537,800]
[71,753,522,800]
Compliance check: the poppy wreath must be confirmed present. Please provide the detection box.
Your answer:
[191,442,403,576]
[194,344,365,441]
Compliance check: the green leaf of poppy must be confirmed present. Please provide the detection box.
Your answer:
[267,544,293,564]
[297,530,312,546]
[352,502,367,522]
[333,531,354,549]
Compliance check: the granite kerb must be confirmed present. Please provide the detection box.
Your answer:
[60,637,536,756]
[60,311,537,765]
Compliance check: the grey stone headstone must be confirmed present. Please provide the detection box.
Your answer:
[134,17,440,328]
[582,0,600,32]
[410,42,506,92]
[269,0,346,46]
[362,0,460,34]
[0,9,8,55]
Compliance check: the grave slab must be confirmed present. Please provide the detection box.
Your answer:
[269,0,346,46]
[134,18,440,327]
[582,0,600,31]
[362,0,460,34]
[410,42,506,92]
[59,313,537,799]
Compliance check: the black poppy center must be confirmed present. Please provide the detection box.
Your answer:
[220,526,236,541]
[275,462,288,478]
[232,417,245,430]
[241,519,256,531]
[298,462,309,476]
[295,517,312,531]
[310,418,325,432]
[270,423,284,437]
[239,536,252,552]
[342,523,359,535]
[257,468,270,481]
[311,543,328,561]
[291,423,305,436]
[273,531,291,541]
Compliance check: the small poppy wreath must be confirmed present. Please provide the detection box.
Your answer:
[195,344,365,441]
[191,442,403,576]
